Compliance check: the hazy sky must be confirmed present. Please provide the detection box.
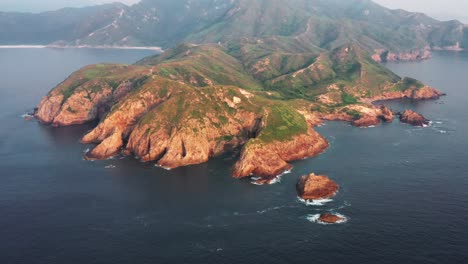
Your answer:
[373,0,467,22]
[0,0,140,13]
[0,0,466,23]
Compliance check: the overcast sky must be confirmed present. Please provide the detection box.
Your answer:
[0,0,466,23]
[373,0,467,22]
[0,0,140,12]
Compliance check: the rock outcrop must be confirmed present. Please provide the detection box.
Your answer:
[404,86,445,100]
[322,104,393,128]
[318,213,346,224]
[378,105,394,122]
[233,128,329,178]
[372,49,432,63]
[296,174,339,200]
[399,110,429,127]
[352,115,380,127]
[368,85,444,103]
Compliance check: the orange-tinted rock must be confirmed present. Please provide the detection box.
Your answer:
[296,174,339,200]
[399,110,429,127]
[85,132,123,160]
[232,129,329,178]
[352,115,380,127]
[404,86,444,100]
[378,105,394,122]
[319,213,345,224]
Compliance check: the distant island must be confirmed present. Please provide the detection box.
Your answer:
[28,0,452,180]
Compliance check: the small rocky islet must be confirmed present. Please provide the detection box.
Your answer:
[318,213,347,224]
[399,110,430,127]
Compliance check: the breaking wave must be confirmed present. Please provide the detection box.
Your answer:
[298,197,333,206]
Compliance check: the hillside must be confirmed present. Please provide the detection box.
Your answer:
[1,0,466,57]
[34,43,443,178]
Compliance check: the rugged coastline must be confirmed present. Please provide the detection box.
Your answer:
[34,42,444,180]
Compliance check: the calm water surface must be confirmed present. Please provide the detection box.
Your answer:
[0,49,467,264]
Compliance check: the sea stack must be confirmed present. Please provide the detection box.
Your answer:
[296,173,339,200]
[399,110,429,127]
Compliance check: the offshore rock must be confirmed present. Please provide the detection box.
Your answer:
[399,110,429,127]
[296,174,339,200]
[319,213,346,224]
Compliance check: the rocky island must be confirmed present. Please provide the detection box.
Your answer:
[33,0,448,180]
[399,110,430,127]
[318,214,347,224]
[296,174,339,200]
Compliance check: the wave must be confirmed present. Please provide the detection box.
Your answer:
[256,206,284,215]
[155,164,172,171]
[250,169,291,185]
[105,165,116,169]
[21,113,34,119]
[297,197,333,206]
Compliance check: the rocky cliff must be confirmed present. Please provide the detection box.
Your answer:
[35,43,443,179]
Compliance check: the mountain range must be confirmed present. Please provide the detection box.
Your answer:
[1,0,466,55]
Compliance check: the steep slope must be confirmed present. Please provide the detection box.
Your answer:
[1,0,465,55]
[35,44,442,179]
[0,3,128,45]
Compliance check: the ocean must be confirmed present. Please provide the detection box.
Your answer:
[0,48,467,264]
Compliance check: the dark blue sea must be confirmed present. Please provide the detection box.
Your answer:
[0,48,467,264]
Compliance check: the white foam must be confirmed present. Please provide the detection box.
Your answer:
[21,113,34,119]
[257,206,283,214]
[83,148,90,154]
[306,214,321,223]
[105,165,116,169]
[306,213,349,225]
[250,170,290,185]
[298,197,333,206]
[155,164,172,170]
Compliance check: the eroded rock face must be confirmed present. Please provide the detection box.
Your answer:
[369,86,444,102]
[399,110,429,127]
[296,174,339,200]
[352,115,380,127]
[319,213,345,224]
[233,129,329,178]
[372,49,431,62]
[35,65,143,126]
[378,105,394,122]
[403,86,445,100]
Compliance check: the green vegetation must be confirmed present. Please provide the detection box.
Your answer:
[256,103,308,143]
[341,92,358,104]
[345,109,362,120]
[393,77,425,91]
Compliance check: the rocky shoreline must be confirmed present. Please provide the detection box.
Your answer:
[372,45,464,63]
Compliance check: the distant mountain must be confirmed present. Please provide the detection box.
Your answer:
[1,0,466,54]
